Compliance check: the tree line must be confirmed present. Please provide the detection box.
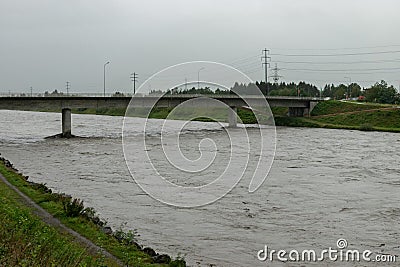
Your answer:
[149,80,399,104]
[236,80,399,104]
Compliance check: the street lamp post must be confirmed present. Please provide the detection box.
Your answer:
[344,76,351,99]
[197,67,204,90]
[103,61,110,97]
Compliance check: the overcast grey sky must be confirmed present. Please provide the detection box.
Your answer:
[1,0,400,94]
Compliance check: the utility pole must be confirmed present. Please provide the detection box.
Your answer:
[398,80,400,93]
[198,67,204,90]
[66,81,70,96]
[103,61,110,97]
[271,63,282,84]
[30,86,33,97]
[185,78,187,91]
[130,72,138,95]
[344,76,351,99]
[262,48,271,95]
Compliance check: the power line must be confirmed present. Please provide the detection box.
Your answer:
[282,69,400,76]
[271,50,400,57]
[231,59,262,69]
[124,46,400,91]
[282,66,400,72]
[228,54,261,65]
[273,58,400,65]
[240,66,263,74]
[270,44,400,51]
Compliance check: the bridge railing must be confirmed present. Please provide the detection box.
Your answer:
[0,92,127,97]
[0,92,325,101]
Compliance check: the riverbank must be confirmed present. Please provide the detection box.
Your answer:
[65,100,400,132]
[0,156,186,267]
[301,100,400,132]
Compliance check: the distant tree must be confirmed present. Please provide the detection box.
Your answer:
[45,89,63,96]
[149,89,164,95]
[269,87,297,96]
[112,91,124,97]
[334,84,347,99]
[349,83,361,98]
[322,83,362,99]
[163,86,229,95]
[365,80,397,104]
[214,88,230,94]
[297,81,319,97]
[253,81,318,96]
[254,81,272,95]
[232,82,261,95]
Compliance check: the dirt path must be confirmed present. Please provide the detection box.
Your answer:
[0,173,123,266]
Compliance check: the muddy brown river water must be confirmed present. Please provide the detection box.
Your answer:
[0,110,399,266]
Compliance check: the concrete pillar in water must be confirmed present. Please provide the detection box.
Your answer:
[228,106,238,128]
[62,108,72,138]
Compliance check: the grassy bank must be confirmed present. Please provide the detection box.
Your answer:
[310,100,388,116]
[68,107,280,124]
[0,171,120,266]
[38,100,400,132]
[273,101,400,132]
[308,101,400,132]
[0,158,185,267]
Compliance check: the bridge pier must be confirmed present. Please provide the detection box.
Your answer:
[288,107,306,117]
[228,106,238,127]
[62,108,72,138]
[288,101,319,117]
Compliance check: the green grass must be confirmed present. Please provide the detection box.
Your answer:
[310,100,391,116]
[0,174,119,266]
[271,107,289,117]
[149,107,173,119]
[270,100,400,132]
[39,100,400,132]
[39,104,289,126]
[274,117,321,128]
[74,108,127,116]
[0,161,186,267]
[311,109,400,132]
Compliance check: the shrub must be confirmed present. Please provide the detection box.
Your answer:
[170,255,186,267]
[62,198,85,217]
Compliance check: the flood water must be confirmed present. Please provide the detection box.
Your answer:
[0,110,399,266]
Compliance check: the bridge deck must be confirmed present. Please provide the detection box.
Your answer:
[0,95,321,111]
[0,95,322,137]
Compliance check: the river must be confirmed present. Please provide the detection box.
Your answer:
[0,110,399,266]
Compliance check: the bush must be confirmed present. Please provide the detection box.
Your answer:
[62,198,85,217]
[170,255,186,267]
[30,182,52,194]
[114,228,137,245]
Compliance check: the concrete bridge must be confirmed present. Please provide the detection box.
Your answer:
[0,95,321,137]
